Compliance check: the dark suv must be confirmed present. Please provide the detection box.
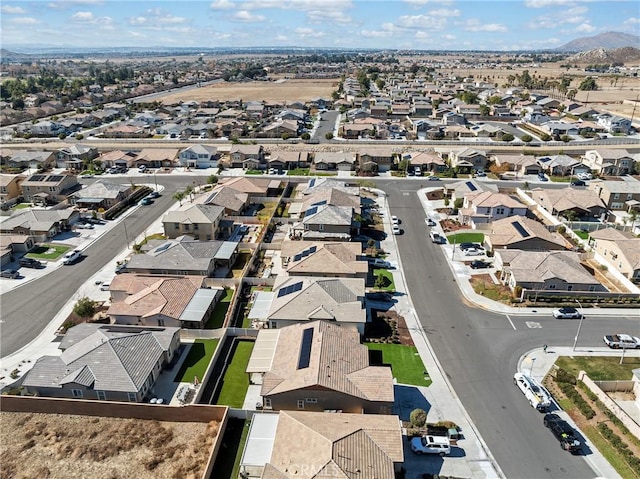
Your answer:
[19,257,43,268]
[543,413,581,453]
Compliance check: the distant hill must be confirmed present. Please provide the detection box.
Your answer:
[568,47,640,65]
[0,48,32,62]
[556,31,640,52]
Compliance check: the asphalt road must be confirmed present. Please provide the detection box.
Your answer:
[312,110,339,142]
[380,179,637,479]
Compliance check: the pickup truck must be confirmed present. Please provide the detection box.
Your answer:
[603,334,640,349]
[543,413,581,453]
[514,372,552,412]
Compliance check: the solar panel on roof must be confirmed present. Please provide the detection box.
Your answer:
[48,175,65,182]
[155,243,172,253]
[309,178,316,187]
[308,246,317,254]
[293,254,302,262]
[512,221,530,238]
[297,327,314,369]
[465,181,478,191]
[277,281,303,298]
[30,175,45,182]
[311,200,327,207]
[305,206,318,216]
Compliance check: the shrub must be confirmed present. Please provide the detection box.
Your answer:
[521,134,532,143]
[73,297,97,318]
[410,408,427,428]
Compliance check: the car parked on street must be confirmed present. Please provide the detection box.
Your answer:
[514,372,552,412]
[140,197,153,206]
[391,225,401,235]
[429,231,446,244]
[62,250,82,265]
[552,307,583,319]
[427,175,440,181]
[603,334,640,349]
[391,215,400,225]
[425,218,436,227]
[543,413,581,453]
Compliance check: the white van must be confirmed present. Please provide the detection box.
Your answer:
[410,435,451,456]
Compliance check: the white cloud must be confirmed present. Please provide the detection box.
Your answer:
[71,11,95,22]
[210,0,235,9]
[442,33,456,40]
[575,22,596,32]
[624,17,640,25]
[563,16,584,24]
[128,31,146,38]
[415,31,430,39]
[464,19,507,32]
[129,16,147,26]
[360,29,393,38]
[428,8,460,17]
[48,0,103,9]
[404,0,453,6]
[567,6,588,14]
[11,17,40,25]
[232,10,266,22]
[275,34,288,41]
[242,0,353,11]
[1,5,27,14]
[395,14,442,30]
[307,9,351,25]
[295,27,325,38]
[156,14,187,24]
[525,0,578,7]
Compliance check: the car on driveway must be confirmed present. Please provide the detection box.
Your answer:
[543,413,581,453]
[0,269,20,279]
[552,307,583,319]
[62,250,82,265]
[366,292,394,302]
[470,260,492,269]
[463,248,484,256]
[76,223,94,229]
[19,257,43,268]
[410,435,451,456]
[538,173,548,182]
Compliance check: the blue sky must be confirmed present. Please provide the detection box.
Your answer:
[1,0,639,50]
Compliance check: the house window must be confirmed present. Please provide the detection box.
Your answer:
[174,223,180,229]
[567,285,573,291]
[548,284,556,290]
[127,392,137,402]
[71,389,83,398]
[496,208,505,215]
[184,224,190,231]
[194,224,199,230]
[589,286,596,291]
[270,321,277,329]
[297,400,305,409]
[264,398,272,409]
[613,193,620,199]
[305,398,318,403]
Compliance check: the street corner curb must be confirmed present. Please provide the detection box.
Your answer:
[516,348,543,374]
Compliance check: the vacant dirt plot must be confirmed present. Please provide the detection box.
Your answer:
[0,412,218,479]
[161,79,337,104]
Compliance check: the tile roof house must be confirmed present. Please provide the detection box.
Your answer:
[239,411,403,479]
[460,191,528,228]
[203,185,249,215]
[280,241,368,279]
[292,204,359,241]
[0,174,25,207]
[2,150,55,170]
[265,276,366,334]
[267,150,309,170]
[0,209,79,242]
[589,178,640,211]
[55,144,98,170]
[444,179,497,202]
[404,150,447,172]
[107,274,215,328]
[229,144,265,168]
[69,179,134,210]
[97,149,138,169]
[484,216,567,252]
[217,176,278,200]
[163,204,225,240]
[248,320,394,413]
[357,149,395,173]
[583,149,634,176]
[448,147,487,172]
[22,324,180,402]
[299,178,360,197]
[313,151,356,171]
[20,173,80,205]
[589,228,640,283]
[178,144,219,169]
[495,249,606,294]
[125,235,238,277]
[492,154,542,176]
[135,148,179,169]
[537,154,587,176]
[530,187,608,219]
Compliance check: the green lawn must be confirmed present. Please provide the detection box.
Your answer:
[245,169,263,175]
[573,230,589,240]
[373,268,396,291]
[287,168,310,176]
[216,340,254,408]
[555,356,640,381]
[173,339,219,383]
[366,343,431,387]
[12,203,32,210]
[27,243,71,260]
[205,288,234,329]
[446,232,484,244]
[550,176,572,183]
[584,425,638,479]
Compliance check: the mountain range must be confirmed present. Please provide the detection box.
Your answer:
[556,31,640,52]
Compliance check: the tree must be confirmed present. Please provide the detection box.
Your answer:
[325,132,334,140]
[540,133,552,142]
[560,134,572,143]
[397,159,410,173]
[521,134,533,143]
[625,209,639,231]
[500,133,515,142]
[579,77,598,91]
[479,104,490,116]
[301,132,311,140]
[173,191,185,206]
[207,174,218,184]
[184,185,194,202]
[567,89,578,100]
[73,297,96,318]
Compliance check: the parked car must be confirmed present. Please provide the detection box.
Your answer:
[391,215,399,225]
[410,435,451,456]
[427,175,441,181]
[543,413,581,453]
[458,242,478,251]
[100,283,110,291]
[149,191,161,198]
[470,260,492,269]
[115,262,128,274]
[19,257,43,268]
[514,372,552,412]
[0,269,20,279]
[139,197,153,206]
[603,334,640,349]
[552,307,583,319]
[570,179,586,187]
[392,225,401,235]
[425,218,436,227]
[62,250,82,265]
[577,172,592,180]
[538,173,549,182]
[368,258,392,269]
[138,165,147,173]
[76,223,94,229]
[429,231,446,244]
[463,248,484,256]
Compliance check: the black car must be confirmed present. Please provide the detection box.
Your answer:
[470,260,492,269]
[543,413,581,453]
[570,179,586,187]
[19,257,43,268]
[0,269,20,279]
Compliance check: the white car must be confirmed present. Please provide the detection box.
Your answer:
[462,248,484,256]
[425,218,436,227]
[410,435,451,456]
[603,334,640,349]
[429,231,446,244]
[392,225,401,235]
[63,250,82,265]
[514,372,551,412]
[552,307,582,319]
[76,223,94,230]
[391,215,399,225]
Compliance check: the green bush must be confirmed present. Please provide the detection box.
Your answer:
[557,382,595,419]
[73,297,97,318]
[410,408,427,428]
[554,368,576,384]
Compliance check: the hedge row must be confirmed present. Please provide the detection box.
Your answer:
[577,380,598,401]
[597,423,640,475]
[557,382,595,419]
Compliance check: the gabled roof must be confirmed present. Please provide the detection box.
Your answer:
[71,179,130,200]
[531,188,606,213]
[303,204,354,226]
[0,209,75,232]
[283,241,367,276]
[180,144,217,156]
[204,185,249,213]
[163,204,224,225]
[218,176,273,195]
[300,178,359,196]
[23,324,179,393]
[465,191,526,209]
[487,216,566,248]
[313,151,355,165]
[301,187,361,213]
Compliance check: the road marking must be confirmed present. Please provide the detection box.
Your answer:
[526,321,542,329]
[505,314,516,330]
[403,192,410,196]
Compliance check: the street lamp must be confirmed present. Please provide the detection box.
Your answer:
[572,299,585,351]
[530,357,536,376]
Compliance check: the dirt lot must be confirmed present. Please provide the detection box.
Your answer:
[0,412,218,479]
[161,79,337,104]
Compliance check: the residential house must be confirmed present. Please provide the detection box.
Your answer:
[30,120,65,137]
[262,120,299,138]
[22,323,180,402]
[537,97,561,110]
[0,209,79,241]
[313,151,355,171]
[300,186,362,216]
[460,191,528,228]
[448,147,487,172]
[597,113,632,135]
[341,123,375,139]
[264,276,366,333]
[540,121,579,137]
[56,144,99,170]
[470,123,502,138]
[444,179,497,202]
[357,149,395,173]
[102,124,148,138]
[571,106,599,118]
[292,204,358,241]
[280,241,368,279]
[267,150,308,171]
[0,174,25,207]
[162,204,225,240]
[179,144,219,169]
[97,150,138,169]
[483,216,567,252]
[0,234,36,265]
[239,411,403,479]
[492,154,541,176]
[495,250,605,294]
[583,149,634,176]
[405,150,447,173]
[229,145,265,168]
[203,185,249,215]
[20,173,80,205]
[590,178,640,211]
[441,111,465,125]
[537,155,587,176]
[247,320,394,413]
[589,228,640,283]
[135,148,179,169]
[69,179,134,211]
[107,275,218,328]
[217,176,279,200]
[2,150,55,171]
[530,187,608,219]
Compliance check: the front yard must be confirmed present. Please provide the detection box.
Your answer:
[216,340,254,408]
[446,232,485,244]
[366,343,431,387]
[470,274,514,303]
[173,339,219,384]
[27,243,71,261]
[373,268,396,291]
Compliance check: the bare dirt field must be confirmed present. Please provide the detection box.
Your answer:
[0,412,218,479]
[161,79,337,104]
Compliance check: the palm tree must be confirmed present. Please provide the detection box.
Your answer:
[173,191,185,206]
